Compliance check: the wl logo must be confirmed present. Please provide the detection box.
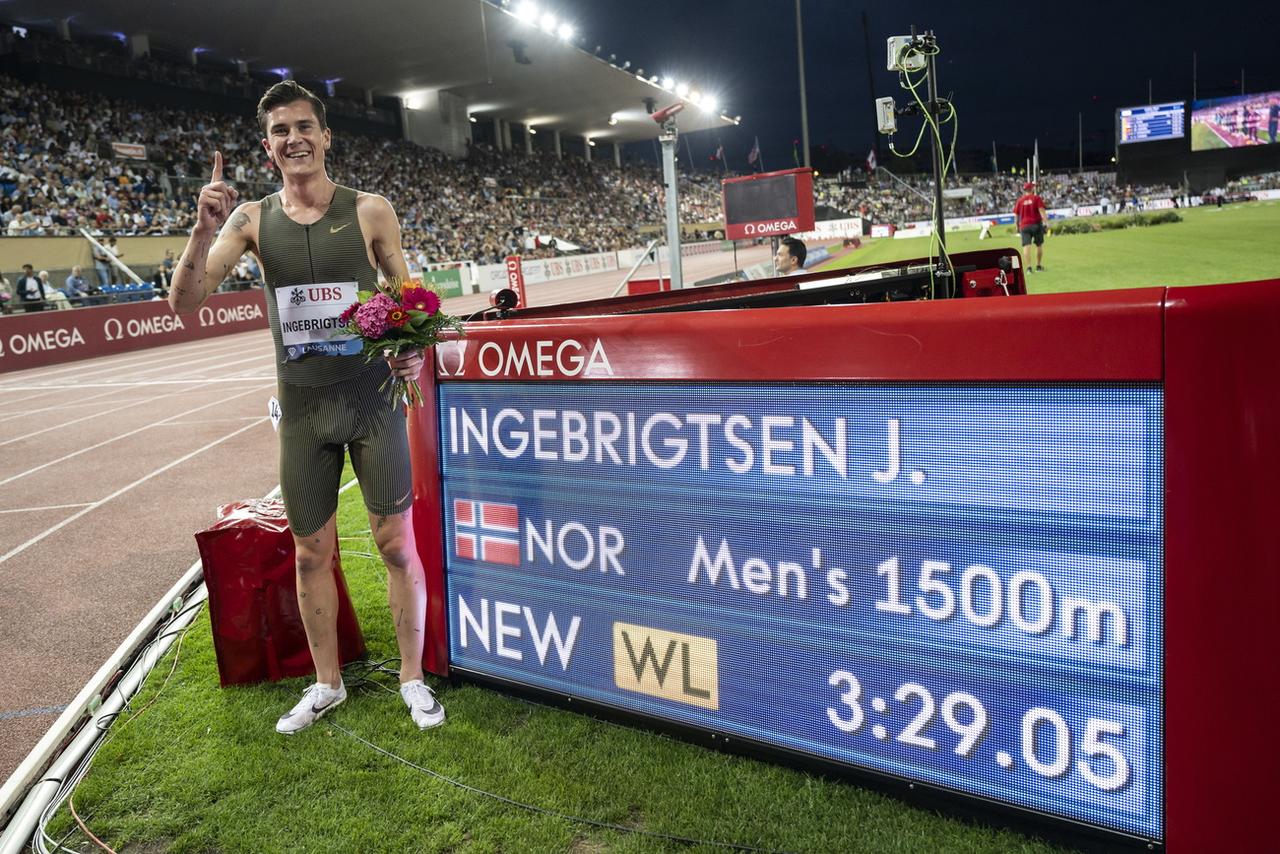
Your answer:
[454,498,519,565]
[613,623,718,710]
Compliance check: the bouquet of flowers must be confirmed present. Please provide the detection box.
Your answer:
[337,277,463,408]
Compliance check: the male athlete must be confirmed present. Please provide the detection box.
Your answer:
[168,81,444,734]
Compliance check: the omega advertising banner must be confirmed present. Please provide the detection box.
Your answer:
[0,291,268,374]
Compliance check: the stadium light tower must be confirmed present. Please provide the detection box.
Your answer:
[651,102,686,290]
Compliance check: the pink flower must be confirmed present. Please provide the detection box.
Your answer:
[338,301,360,325]
[401,286,440,315]
[421,290,441,315]
[354,293,397,338]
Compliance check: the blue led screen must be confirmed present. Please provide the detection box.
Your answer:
[439,382,1164,839]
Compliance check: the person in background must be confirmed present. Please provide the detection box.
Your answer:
[1013,181,1048,273]
[773,236,807,276]
[64,265,89,305]
[39,270,72,310]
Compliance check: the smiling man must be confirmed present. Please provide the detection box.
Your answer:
[167,81,444,734]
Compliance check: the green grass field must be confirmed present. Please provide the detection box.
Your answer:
[43,468,1076,854]
[1189,122,1229,151]
[821,200,1280,292]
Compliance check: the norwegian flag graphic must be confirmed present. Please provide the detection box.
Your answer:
[454,498,520,565]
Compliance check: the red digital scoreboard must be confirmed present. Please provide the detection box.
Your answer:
[721,167,816,240]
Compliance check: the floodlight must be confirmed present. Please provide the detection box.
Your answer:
[540,13,557,33]
[557,23,574,40]
[515,2,537,24]
[675,82,689,98]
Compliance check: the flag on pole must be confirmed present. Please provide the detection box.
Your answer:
[714,142,726,162]
[1033,139,1040,182]
[747,136,760,168]
[865,147,877,173]
[792,138,801,167]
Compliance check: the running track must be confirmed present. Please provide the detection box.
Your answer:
[0,243,773,783]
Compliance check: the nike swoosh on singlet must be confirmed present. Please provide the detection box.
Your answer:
[329,222,352,234]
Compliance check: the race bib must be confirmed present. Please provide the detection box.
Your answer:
[275,281,361,360]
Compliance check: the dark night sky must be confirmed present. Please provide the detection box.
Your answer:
[578,1,1279,171]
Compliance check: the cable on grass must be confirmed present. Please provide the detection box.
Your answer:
[34,601,204,854]
[331,721,794,853]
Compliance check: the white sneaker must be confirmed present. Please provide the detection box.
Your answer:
[400,679,445,729]
[275,682,346,735]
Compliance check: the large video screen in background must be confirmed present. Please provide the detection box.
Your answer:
[1117,101,1185,144]
[440,381,1165,839]
[1191,91,1280,150]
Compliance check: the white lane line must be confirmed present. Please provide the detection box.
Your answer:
[0,393,168,422]
[0,377,277,391]
[0,339,246,389]
[87,350,275,384]
[0,416,270,566]
[0,382,274,488]
[0,330,266,386]
[0,385,132,421]
[0,502,93,515]
[156,416,262,426]
[0,385,191,448]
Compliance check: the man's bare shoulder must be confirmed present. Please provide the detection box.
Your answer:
[355,191,395,215]
[219,200,263,248]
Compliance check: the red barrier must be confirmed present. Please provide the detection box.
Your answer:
[0,290,269,374]
[626,277,671,295]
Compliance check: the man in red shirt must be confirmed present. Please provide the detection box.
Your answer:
[1014,181,1048,273]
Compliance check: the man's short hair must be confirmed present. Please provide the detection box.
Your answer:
[781,236,806,268]
[257,80,327,134]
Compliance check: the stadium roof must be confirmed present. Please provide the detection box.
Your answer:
[3,0,739,142]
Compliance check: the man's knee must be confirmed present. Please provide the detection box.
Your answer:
[372,515,416,572]
[295,538,335,575]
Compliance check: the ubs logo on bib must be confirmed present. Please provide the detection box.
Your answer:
[289,287,306,306]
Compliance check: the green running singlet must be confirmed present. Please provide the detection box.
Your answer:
[259,185,412,535]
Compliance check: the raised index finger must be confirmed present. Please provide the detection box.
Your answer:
[211,151,223,183]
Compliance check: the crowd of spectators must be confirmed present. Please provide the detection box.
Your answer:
[814,170,1194,225]
[0,71,725,265]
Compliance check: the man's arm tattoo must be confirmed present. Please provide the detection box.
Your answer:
[227,210,249,233]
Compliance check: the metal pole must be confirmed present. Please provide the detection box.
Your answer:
[861,12,879,163]
[1078,112,1083,172]
[795,0,810,168]
[610,237,662,297]
[659,118,684,290]
[925,35,945,251]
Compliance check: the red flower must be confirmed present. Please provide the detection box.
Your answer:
[420,290,441,315]
[338,301,360,324]
[401,285,440,315]
[387,307,408,328]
